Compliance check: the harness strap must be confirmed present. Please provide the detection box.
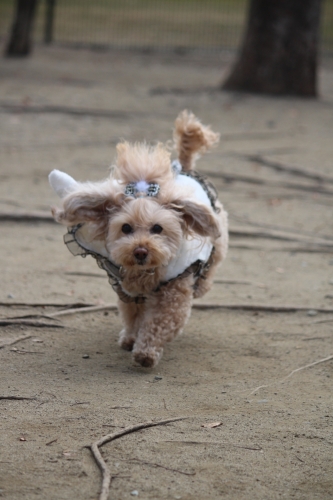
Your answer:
[63,159,218,304]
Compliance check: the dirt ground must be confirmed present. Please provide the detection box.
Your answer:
[0,46,333,500]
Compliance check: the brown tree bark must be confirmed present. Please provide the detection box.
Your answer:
[222,0,322,96]
[5,0,39,57]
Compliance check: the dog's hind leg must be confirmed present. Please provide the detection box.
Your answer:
[132,276,194,368]
[118,301,145,351]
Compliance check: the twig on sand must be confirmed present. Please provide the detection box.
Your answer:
[0,210,55,223]
[230,243,333,254]
[0,334,31,348]
[89,417,186,500]
[6,314,62,322]
[214,279,254,285]
[3,302,333,323]
[229,225,333,247]
[248,354,333,395]
[49,304,118,318]
[121,457,195,476]
[45,302,333,317]
[164,440,262,451]
[205,170,333,196]
[193,303,333,313]
[0,395,36,400]
[11,302,331,322]
[0,302,94,308]
[0,319,64,328]
[46,439,58,446]
[242,153,333,185]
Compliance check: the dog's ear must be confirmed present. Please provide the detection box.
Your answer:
[49,170,78,198]
[51,182,125,239]
[169,199,220,240]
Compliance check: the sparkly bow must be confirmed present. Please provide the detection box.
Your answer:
[124,180,160,198]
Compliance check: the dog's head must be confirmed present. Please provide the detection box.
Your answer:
[49,142,220,272]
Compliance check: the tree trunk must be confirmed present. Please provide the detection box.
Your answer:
[5,0,39,57]
[222,0,322,97]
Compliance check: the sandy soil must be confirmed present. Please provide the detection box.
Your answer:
[0,46,332,500]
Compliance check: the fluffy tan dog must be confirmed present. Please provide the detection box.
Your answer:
[49,111,228,367]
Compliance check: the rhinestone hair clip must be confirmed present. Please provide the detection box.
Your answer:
[124,180,160,198]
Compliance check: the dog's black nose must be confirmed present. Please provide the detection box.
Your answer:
[134,247,148,262]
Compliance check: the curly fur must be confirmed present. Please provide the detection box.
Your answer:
[50,110,228,368]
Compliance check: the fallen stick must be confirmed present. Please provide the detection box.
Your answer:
[0,302,94,308]
[0,334,31,348]
[47,302,333,318]
[0,319,64,328]
[6,314,61,321]
[214,279,253,285]
[90,417,186,500]
[205,170,333,196]
[0,210,55,223]
[242,154,333,185]
[193,303,333,313]
[10,349,44,355]
[0,395,36,400]
[230,214,333,242]
[248,354,333,395]
[164,440,262,451]
[0,102,139,119]
[229,225,333,246]
[121,458,195,476]
[230,243,333,254]
[49,304,118,317]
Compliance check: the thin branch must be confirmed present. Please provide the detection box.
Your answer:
[64,271,106,279]
[193,303,333,313]
[46,439,58,446]
[0,334,31,348]
[242,153,333,185]
[49,304,117,318]
[0,319,64,328]
[10,349,44,355]
[0,210,55,223]
[229,225,333,247]
[45,302,333,318]
[0,302,94,308]
[6,314,61,322]
[230,213,333,242]
[205,170,333,196]
[90,417,186,500]
[164,440,262,451]
[0,102,141,119]
[248,354,333,395]
[230,243,333,254]
[214,279,254,285]
[121,457,195,476]
[0,395,36,400]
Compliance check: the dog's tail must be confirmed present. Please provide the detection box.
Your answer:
[173,110,220,172]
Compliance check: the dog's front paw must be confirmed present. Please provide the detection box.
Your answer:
[132,347,163,368]
[118,329,136,352]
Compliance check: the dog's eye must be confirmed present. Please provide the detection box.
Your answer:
[121,223,133,234]
[151,224,163,234]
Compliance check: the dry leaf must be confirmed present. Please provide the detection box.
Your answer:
[201,422,222,428]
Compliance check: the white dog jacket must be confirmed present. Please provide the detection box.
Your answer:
[49,164,217,302]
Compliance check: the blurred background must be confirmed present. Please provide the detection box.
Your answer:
[1,0,332,56]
